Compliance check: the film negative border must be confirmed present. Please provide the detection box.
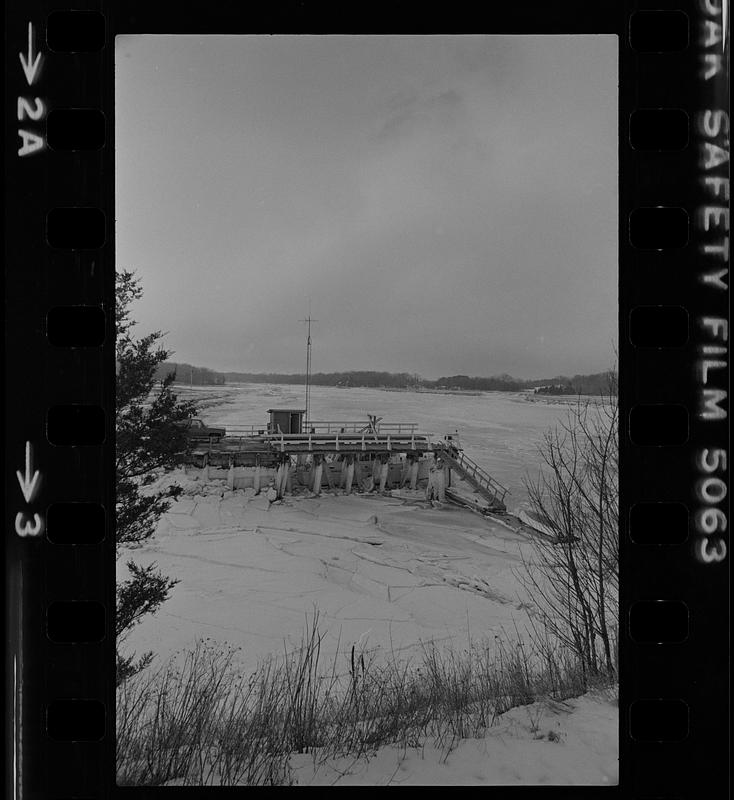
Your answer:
[4,1,729,798]
[7,6,112,798]
[622,4,729,800]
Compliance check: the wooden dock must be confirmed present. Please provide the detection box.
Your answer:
[186,415,508,511]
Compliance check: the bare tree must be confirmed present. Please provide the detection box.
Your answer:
[518,373,618,680]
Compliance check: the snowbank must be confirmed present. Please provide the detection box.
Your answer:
[292,690,618,785]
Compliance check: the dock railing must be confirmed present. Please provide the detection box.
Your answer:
[267,431,429,453]
[197,423,430,458]
[225,424,270,437]
[436,444,510,506]
[304,421,418,435]
[225,420,418,437]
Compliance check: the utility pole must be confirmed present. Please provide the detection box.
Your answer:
[299,305,317,427]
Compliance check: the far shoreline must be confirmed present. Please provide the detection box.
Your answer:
[170,381,613,406]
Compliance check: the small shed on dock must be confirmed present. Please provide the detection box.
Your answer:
[267,408,306,434]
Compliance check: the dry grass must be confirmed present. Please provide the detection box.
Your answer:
[117,612,616,786]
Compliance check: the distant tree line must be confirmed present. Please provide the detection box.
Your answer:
[431,374,522,391]
[222,370,416,389]
[530,372,617,396]
[430,372,616,395]
[534,384,574,395]
[155,362,617,396]
[154,362,226,386]
[225,369,618,395]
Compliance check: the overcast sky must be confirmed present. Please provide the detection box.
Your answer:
[116,35,617,380]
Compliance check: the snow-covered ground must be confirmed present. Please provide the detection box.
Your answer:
[120,473,531,671]
[290,690,618,785]
[120,384,617,784]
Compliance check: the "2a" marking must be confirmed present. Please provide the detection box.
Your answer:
[18,21,45,157]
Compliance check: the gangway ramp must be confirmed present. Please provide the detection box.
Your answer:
[438,447,509,511]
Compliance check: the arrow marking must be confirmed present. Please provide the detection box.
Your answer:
[19,22,42,86]
[16,441,41,504]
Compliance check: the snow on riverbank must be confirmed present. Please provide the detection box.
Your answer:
[290,690,618,785]
[159,689,618,786]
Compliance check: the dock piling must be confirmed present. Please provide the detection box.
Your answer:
[378,457,389,493]
[345,455,355,495]
[278,458,290,498]
[312,454,323,495]
[324,457,336,491]
[253,463,261,494]
[409,458,419,490]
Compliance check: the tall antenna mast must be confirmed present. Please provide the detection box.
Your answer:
[299,303,317,426]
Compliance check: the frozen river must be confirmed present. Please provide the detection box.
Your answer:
[122,382,601,670]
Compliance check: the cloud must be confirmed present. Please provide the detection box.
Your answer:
[375,87,464,141]
[117,35,617,379]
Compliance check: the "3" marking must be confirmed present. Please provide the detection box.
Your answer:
[15,512,43,538]
[16,441,43,538]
